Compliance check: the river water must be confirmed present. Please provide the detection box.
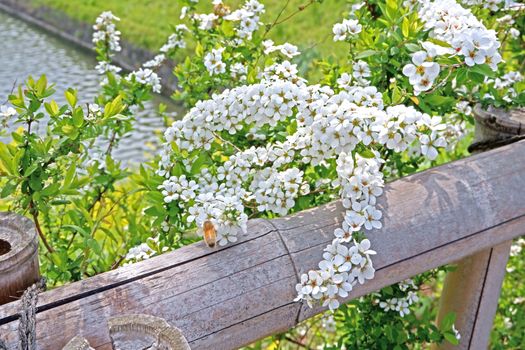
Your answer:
[0,10,182,162]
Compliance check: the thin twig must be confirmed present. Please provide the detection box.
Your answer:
[262,0,291,40]
[30,203,55,254]
[283,336,313,349]
[1,79,17,105]
[274,1,315,26]
[213,132,242,152]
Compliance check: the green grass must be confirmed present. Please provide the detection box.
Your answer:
[27,0,348,57]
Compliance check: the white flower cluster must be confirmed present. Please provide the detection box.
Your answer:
[262,40,301,58]
[0,105,16,131]
[92,11,122,76]
[160,64,448,311]
[260,61,304,84]
[224,0,265,40]
[510,237,525,257]
[402,0,503,95]
[493,71,523,89]
[161,25,188,53]
[159,173,249,246]
[204,47,226,75]
[125,24,188,92]
[333,18,362,41]
[124,236,169,265]
[125,243,155,263]
[92,11,121,53]
[127,68,162,93]
[230,62,248,81]
[193,13,219,30]
[375,279,420,317]
[418,0,501,69]
[461,0,504,11]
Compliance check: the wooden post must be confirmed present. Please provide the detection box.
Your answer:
[435,105,525,349]
[0,212,40,305]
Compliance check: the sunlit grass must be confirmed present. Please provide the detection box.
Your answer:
[28,0,347,57]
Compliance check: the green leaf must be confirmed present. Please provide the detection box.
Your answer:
[24,162,39,177]
[41,182,60,196]
[36,75,47,96]
[469,64,496,78]
[44,100,60,117]
[63,163,76,188]
[190,151,211,175]
[0,143,13,166]
[221,20,235,37]
[1,181,17,198]
[72,107,84,127]
[440,312,456,330]
[195,42,204,57]
[62,224,90,237]
[402,17,410,38]
[65,89,77,107]
[357,144,375,158]
[444,332,460,345]
[355,50,379,59]
[424,94,455,107]
[404,43,420,52]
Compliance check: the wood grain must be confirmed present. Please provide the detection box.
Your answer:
[0,213,40,305]
[0,141,524,349]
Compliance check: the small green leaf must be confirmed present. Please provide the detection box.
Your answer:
[195,42,204,57]
[1,181,17,198]
[355,50,379,59]
[444,332,460,345]
[65,89,77,107]
[404,43,420,52]
[402,17,410,38]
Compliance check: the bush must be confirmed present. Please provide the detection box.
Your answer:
[0,0,523,348]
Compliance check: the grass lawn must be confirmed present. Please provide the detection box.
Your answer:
[26,0,348,57]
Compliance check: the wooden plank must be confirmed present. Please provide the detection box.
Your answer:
[435,241,512,350]
[0,141,524,349]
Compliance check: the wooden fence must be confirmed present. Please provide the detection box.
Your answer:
[0,138,524,349]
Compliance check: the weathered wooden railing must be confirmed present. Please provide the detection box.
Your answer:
[0,108,524,349]
[0,140,523,349]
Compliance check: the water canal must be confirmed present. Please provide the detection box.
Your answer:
[0,10,181,162]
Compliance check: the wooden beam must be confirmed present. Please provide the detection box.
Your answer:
[1,141,525,349]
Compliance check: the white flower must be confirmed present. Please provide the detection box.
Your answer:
[456,101,472,115]
[418,0,501,69]
[363,206,382,230]
[353,60,371,80]
[0,105,16,118]
[452,324,461,340]
[279,43,301,58]
[402,51,440,93]
[337,73,352,90]
[420,132,446,160]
